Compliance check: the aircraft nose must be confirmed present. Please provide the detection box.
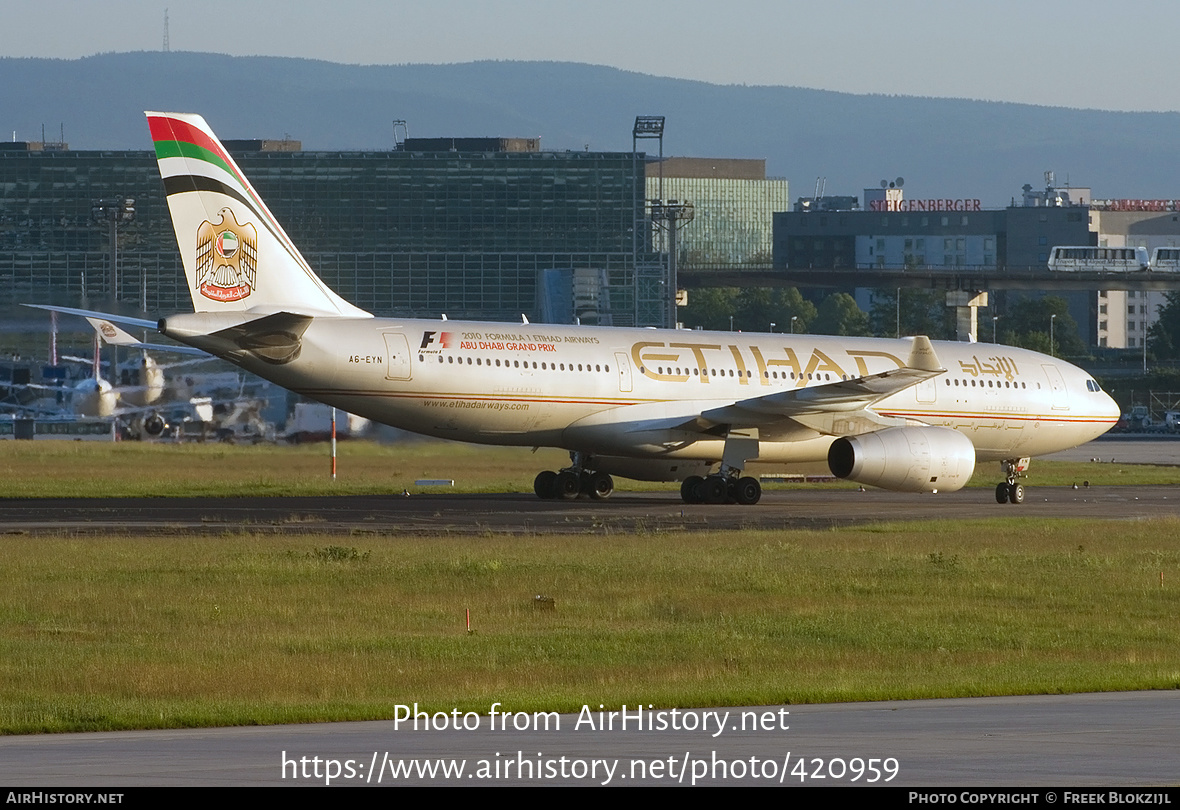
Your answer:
[1102,391,1120,422]
[1093,389,1121,434]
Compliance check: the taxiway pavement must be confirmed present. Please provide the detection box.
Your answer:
[1,690,1176,786]
[1,483,1176,536]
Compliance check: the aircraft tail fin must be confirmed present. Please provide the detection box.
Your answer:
[145,112,370,319]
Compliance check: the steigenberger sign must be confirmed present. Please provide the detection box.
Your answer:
[869,199,982,212]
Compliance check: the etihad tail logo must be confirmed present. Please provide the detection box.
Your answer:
[195,208,258,302]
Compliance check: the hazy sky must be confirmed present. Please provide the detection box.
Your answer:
[5,0,1179,112]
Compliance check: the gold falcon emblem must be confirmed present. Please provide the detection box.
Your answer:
[195,208,258,302]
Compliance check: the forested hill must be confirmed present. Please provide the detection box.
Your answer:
[3,51,1179,206]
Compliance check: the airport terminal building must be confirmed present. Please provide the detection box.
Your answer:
[645,157,788,270]
[771,182,1180,348]
[773,190,1090,275]
[0,137,674,327]
[1088,203,1180,348]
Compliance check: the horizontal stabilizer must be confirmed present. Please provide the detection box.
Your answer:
[24,303,157,331]
[84,317,209,356]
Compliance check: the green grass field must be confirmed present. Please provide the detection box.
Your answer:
[2,520,1179,734]
[0,439,1175,498]
[1,440,1178,734]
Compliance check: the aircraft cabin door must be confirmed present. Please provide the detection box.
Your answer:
[615,352,633,393]
[1041,364,1069,411]
[915,377,937,403]
[383,333,412,381]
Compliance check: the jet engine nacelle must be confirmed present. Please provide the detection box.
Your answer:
[827,426,976,493]
[142,412,167,436]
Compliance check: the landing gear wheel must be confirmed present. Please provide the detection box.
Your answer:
[586,472,614,500]
[681,476,704,504]
[534,470,558,499]
[555,470,581,500]
[735,476,762,505]
[998,459,1029,507]
[702,476,729,504]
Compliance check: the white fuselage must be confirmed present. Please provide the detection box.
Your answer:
[169,314,1120,470]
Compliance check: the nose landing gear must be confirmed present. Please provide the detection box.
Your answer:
[995,458,1030,505]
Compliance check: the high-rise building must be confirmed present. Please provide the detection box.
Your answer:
[645,157,787,270]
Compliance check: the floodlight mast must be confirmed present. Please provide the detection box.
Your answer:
[89,196,135,382]
[634,116,694,328]
[650,199,695,328]
[633,115,666,199]
[90,197,136,303]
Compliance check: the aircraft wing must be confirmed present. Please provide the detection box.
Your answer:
[687,335,945,436]
[83,317,210,357]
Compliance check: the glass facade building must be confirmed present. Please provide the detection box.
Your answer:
[0,145,662,325]
[645,158,788,270]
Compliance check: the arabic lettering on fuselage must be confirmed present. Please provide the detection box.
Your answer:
[957,355,1020,381]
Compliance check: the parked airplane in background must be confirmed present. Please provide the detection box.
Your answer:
[32,113,1120,504]
[13,309,218,436]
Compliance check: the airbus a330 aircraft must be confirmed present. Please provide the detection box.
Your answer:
[35,113,1121,505]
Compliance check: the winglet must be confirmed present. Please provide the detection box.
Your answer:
[85,317,139,346]
[907,335,943,372]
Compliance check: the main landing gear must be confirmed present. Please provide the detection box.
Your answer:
[679,472,762,505]
[995,457,1030,505]
[533,452,614,501]
[677,428,762,505]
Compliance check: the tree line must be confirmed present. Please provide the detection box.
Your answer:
[680,287,1086,356]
